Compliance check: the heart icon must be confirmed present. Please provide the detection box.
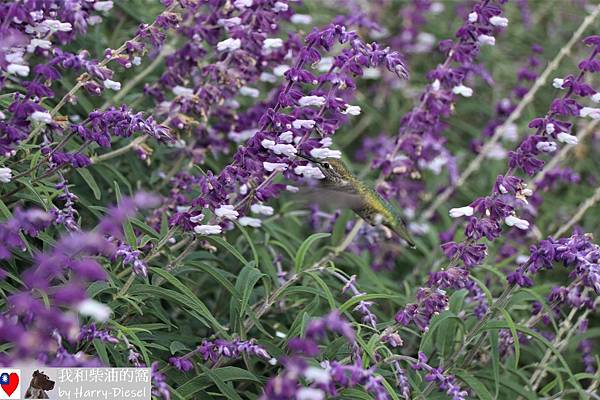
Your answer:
[1,372,19,397]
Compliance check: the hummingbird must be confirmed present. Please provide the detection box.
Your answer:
[298,154,417,249]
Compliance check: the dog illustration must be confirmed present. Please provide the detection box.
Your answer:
[24,370,55,399]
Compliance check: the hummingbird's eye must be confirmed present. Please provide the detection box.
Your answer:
[322,162,331,169]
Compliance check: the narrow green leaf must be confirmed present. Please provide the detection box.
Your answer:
[455,370,493,400]
[499,308,520,368]
[419,311,462,355]
[206,236,248,265]
[186,261,239,297]
[77,168,101,200]
[201,366,243,400]
[294,232,330,271]
[234,222,259,267]
[489,330,500,398]
[145,269,228,336]
[230,264,263,333]
[306,271,337,309]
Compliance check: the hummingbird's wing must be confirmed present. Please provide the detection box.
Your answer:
[294,187,365,211]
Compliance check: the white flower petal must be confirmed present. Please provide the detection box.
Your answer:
[448,206,474,218]
[298,95,326,107]
[580,107,600,120]
[217,38,241,52]
[103,79,121,91]
[271,143,297,157]
[239,86,259,98]
[552,78,565,89]
[294,165,325,179]
[505,215,530,230]
[279,131,294,143]
[261,139,275,149]
[477,34,495,46]
[452,84,473,97]
[30,111,53,124]
[557,132,578,145]
[7,64,29,76]
[297,388,325,400]
[215,205,239,220]
[0,167,12,183]
[489,16,508,27]
[536,141,557,152]
[251,204,274,216]
[291,14,312,24]
[263,162,288,172]
[78,299,111,322]
[194,225,222,235]
[239,216,262,227]
[341,104,361,115]
[173,86,195,98]
[262,38,284,51]
[310,148,342,159]
[292,119,316,129]
[93,1,114,11]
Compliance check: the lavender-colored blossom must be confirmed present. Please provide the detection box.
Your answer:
[412,352,467,400]
[0,194,157,366]
[78,323,119,344]
[197,338,271,363]
[168,356,194,372]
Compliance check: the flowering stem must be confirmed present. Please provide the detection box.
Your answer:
[530,120,598,189]
[422,3,600,221]
[91,135,149,164]
[15,1,179,154]
[100,44,174,111]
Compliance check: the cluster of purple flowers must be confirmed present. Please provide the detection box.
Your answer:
[0,1,179,179]
[1,1,599,399]
[0,193,158,366]
[411,352,468,400]
[442,35,600,271]
[372,0,509,213]
[471,44,544,156]
[511,232,600,301]
[167,337,273,373]
[264,311,389,400]
[392,32,600,351]
[161,19,407,235]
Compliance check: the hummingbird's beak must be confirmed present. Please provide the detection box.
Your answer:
[297,153,319,163]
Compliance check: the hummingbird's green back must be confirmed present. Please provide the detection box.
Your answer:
[314,157,416,248]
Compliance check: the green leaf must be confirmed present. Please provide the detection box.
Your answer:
[200,366,243,400]
[230,264,263,333]
[419,311,462,355]
[499,308,520,368]
[144,269,228,336]
[339,293,400,314]
[475,373,537,400]
[306,271,337,309]
[206,236,248,265]
[234,222,259,266]
[455,370,493,400]
[170,341,189,354]
[186,261,239,297]
[294,232,330,271]
[77,168,101,200]
[489,330,500,398]
[177,367,260,398]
